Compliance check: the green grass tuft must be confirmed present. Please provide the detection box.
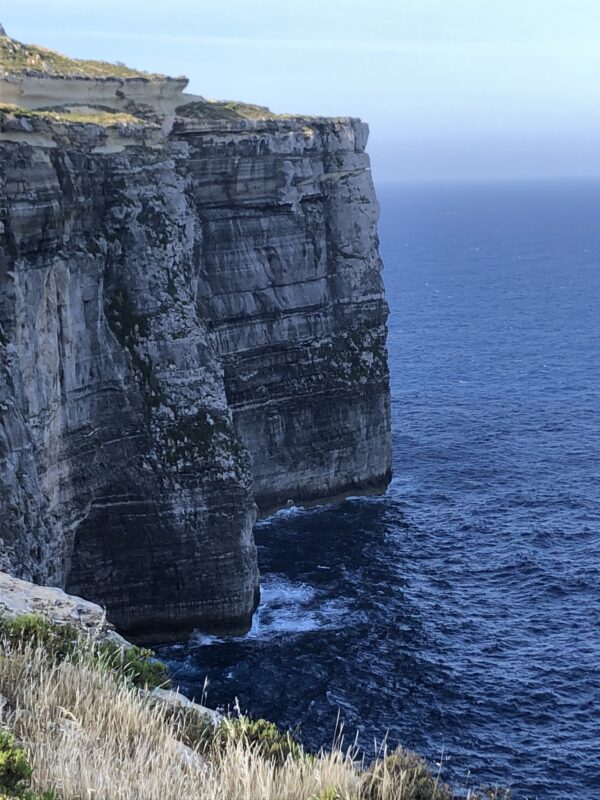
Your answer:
[310,789,345,800]
[0,613,78,660]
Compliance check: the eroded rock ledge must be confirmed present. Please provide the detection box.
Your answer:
[0,28,391,639]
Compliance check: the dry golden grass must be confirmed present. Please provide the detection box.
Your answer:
[0,646,204,799]
[0,638,503,800]
[0,643,364,799]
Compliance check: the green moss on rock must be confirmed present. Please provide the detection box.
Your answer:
[166,410,246,465]
[105,287,165,414]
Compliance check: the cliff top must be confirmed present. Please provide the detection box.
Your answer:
[176,99,285,121]
[0,103,147,126]
[0,28,170,81]
[0,27,361,133]
[175,99,358,126]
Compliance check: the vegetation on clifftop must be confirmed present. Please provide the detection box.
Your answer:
[0,614,509,800]
[176,99,286,121]
[0,103,145,127]
[0,613,169,689]
[0,33,164,79]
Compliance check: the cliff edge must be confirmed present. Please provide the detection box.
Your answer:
[0,28,392,638]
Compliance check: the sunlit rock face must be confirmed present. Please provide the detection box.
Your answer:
[175,114,392,510]
[0,31,391,639]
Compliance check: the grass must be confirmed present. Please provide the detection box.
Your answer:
[0,103,145,127]
[0,613,169,689]
[176,99,286,121]
[0,33,163,79]
[175,100,346,124]
[0,615,509,799]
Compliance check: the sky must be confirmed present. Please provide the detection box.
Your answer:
[4,1,600,182]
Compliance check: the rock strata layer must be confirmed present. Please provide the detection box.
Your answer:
[0,31,391,638]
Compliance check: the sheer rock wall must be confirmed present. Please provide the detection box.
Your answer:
[0,97,391,638]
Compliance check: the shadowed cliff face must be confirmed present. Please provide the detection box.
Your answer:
[0,67,391,637]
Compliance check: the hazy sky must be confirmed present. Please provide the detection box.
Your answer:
[4,1,600,181]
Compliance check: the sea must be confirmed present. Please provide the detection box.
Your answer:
[156,180,600,799]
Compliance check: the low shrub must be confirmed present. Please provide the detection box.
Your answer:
[0,614,169,690]
[0,730,32,794]
[0,730,56,799]
[0,614,77,660]
[212,715,305,765]
[468,788,511,800]
[160,704,215,752]
[94,640,169,690]
[361,747,451,800]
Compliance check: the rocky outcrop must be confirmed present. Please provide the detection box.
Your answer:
[0,570,126,643]
[0,25,197,135]
[0,31,391,639]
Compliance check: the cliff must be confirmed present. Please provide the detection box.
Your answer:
[0,29,391,638]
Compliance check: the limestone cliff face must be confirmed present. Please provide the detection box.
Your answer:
[173,112,391,510]
[0,32,391,638]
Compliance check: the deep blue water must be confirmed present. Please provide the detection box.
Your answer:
[157,181,600,799]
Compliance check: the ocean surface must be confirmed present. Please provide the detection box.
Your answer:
[157,180,600,799]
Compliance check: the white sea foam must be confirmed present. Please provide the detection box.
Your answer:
[242,576,348,640]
